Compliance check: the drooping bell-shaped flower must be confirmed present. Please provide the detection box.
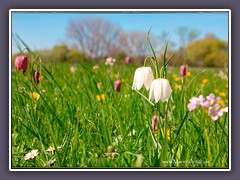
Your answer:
[114,79,121,93]
[125,56,131,64]
[15,55,28,76]
[34,70,40,85]
[132,67,154,91]
[180,64,187,77]
[149,78,172,103]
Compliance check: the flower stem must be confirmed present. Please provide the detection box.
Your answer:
[204,118,212,167]
[160,101,170,167]
[144,55,158,78]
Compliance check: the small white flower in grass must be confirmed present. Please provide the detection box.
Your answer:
[128,129,137,136]
[117,135,123,142]
[221,107,228,112]
[93,65,99,70]
[105,57,116,66]
[46,145,62,154]
[113,135,123,146]
[24,149,38,160]
[132,67,154,91]
[124,94,130,98]
[46,146,55,153]
[149,78,172,103]
[70,66,77,73]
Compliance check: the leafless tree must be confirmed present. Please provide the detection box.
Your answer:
[118,31,157,57]
[67,17,121,59]
[177,26,199,47]
[187,30,199,44]
[158,31,176,53]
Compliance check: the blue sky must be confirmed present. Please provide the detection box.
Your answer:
[11,11,229,53]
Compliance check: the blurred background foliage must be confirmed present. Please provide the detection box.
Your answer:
[12,17,228,67]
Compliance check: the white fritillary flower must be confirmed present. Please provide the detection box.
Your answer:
[149,78,172,103]
[132,67,154,91]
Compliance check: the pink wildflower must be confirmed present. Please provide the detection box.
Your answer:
[180,64,187,77]
[125,56,131,64]
[209,104,224,121]
[105,57,116,66]
[198,95,211,108]
[187,97,200,111]
[15,55,28,76]
[34,70,40,85]
[114,80,121,93]
[206,93,221,104]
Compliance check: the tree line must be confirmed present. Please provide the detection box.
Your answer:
[13,17,228,67]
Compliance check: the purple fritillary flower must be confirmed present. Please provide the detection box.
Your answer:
[180,64,187,77]
[114,80,121,93]
[125,56,131,64]
[152,115,159,133]
[15,55,28,76]
[34,70,40,85]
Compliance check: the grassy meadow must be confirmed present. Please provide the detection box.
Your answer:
[11,57,229,168]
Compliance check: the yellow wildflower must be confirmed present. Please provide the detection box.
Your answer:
[100,94,105,101]
[39,74,43,81]
[114,74,118,79]
[201,79,209,84]
[96,95,101,101]
[214,89,219,94]
[175,84,182,90]
[96,94,105,101]
[97,82,102,89]
[186,71,191,77]
[174,77,180,82]
[219,92,226,97]
[31,92,40,100]
[226,84,228,88]
[167,129,170,141]
[121,78,125,83]
[160,128,171,141]
[172,74,178,78]
[217,99,225,106]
